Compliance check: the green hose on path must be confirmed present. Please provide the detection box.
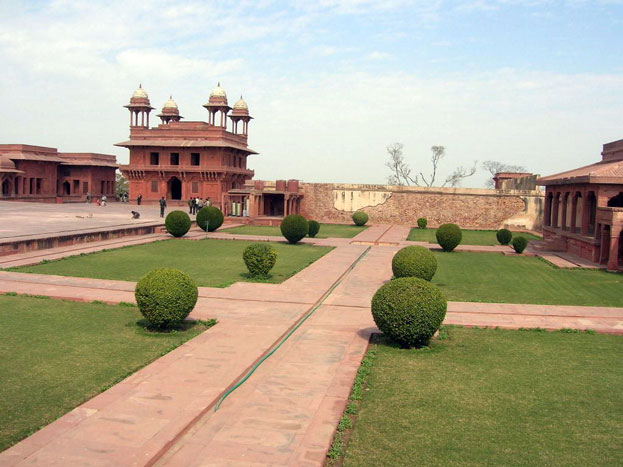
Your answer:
[214,246,372,411]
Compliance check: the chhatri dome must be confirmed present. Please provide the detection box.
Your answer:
[131,84,149,100]
[210,82,227,99]
[163,95,178,109]
[207,82,229,107]
[158,95,182,124]
[233,96,248,110]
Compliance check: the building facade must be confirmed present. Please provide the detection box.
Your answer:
[0,144,117,202]
[538,138,623,271]
[117,84,257,208]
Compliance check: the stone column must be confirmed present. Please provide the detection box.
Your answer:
[581,192,590,236]
[607,226,622,271]
[561,194,568,230]
[552,193,560,228]
[570,194,578,233]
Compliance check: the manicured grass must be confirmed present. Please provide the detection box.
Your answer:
[344,328,623,466]
[431,251,623,307]
[407,227,541,245]
[11,239,332,287]
[221,223,367,239]
[0,295,214,452]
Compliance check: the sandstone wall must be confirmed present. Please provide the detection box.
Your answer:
[300,183,544,230]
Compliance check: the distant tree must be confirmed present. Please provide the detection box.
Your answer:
[481,161,527,188]
[385,143,477,187]
[115,171,128,198]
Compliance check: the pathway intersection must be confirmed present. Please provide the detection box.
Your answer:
[0,223,622,466]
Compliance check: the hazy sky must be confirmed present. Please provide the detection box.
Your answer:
[1,0,622,187]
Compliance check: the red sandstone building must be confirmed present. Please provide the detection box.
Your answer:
[117,84,256,209]
[0,144,117,202]
[538,138,623,271]
[117,84,303,220]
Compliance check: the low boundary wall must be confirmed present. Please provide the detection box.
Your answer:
[300,183,544,230]
[0,223,163,257]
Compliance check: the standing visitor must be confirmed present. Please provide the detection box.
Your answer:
[86,192,91,204]
[159,197,167,218]
[137,194,143,205]
[196,197,203,211]
[188,197,194,214]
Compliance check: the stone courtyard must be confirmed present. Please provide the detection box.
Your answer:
[0,202,621,465]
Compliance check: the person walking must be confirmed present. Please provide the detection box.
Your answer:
[159,196,167,218]
[137,194,143,205]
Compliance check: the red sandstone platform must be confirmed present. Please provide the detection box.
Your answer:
[1,224,621,466]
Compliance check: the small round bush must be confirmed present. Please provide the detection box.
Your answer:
[165,210,191,237]
[371,277,447,348]
[280,214,309,244]
[496,228,512,245]
[417,217,428,229]
[308,220,321,238]
[197,206,224,232]
[392,246,437,281]
[512,236,528,254]
[135,268,198,328]
[243,243,277,276]
[352,211,369,226]
[436,223,462,252]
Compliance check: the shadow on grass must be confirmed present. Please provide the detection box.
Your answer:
[133,318,217,336]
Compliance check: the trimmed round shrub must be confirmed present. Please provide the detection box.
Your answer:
[165,210,191,237]
[512,236,528,254]
[308,220,321,238]
[496,228,512,245]
[392,246,437,281]
[135,268,198,328]
[417,217,428,229]
[436,223,462,252]
[280,214,309,244]
[197,206,224,232]
[352,211,369,226]
[243,243,277,276]
[371,277,447,348]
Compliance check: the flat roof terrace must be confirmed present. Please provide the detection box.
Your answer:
[0,200,166,240]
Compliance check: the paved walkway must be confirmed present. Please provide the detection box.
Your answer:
[1,224,622,466]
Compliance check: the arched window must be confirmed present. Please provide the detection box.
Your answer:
[607,192,623,207]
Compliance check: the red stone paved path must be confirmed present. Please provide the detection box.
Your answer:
[1,224,622,466]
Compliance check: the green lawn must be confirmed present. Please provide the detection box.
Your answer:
[344,328,623,466]
[431,251,623,307]
[11,239,333,287]
[221,223,367,239]
[0,295,213,452]
[407,228,541,245]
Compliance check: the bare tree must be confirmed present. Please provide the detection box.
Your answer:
[385,143,417,186]
[481,160,527,188]
[385,143,477,187]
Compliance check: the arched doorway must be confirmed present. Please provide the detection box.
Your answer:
[168,177,182,200]
[62,181,71,195]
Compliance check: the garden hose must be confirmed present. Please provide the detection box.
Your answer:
[214,246,371,411]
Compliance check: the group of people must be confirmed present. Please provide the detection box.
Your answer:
[85,193,107,206]
[188,197,211,215]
